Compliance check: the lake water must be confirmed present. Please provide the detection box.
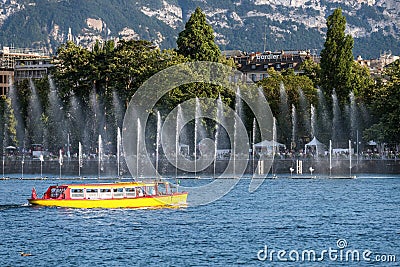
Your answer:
[0,175,399,266]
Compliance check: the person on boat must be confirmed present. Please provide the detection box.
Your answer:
[138,187,144,197]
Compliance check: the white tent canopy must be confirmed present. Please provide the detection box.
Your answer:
[304,137,325,155]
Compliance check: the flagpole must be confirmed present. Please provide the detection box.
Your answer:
[78,142,82,179]
[59,149,63,179]
[98,135,102,179]
[117,128,121,178]
[39,154,44,179]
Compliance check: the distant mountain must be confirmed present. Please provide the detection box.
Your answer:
[0,0,398,58]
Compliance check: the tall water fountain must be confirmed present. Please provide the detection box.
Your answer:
[316,88,330,142]
[233,87,244,177]
[332,90,341,146]
[155,111,162,178]
[279,82,290,145]
[176,104,183,178]
[298,89,311,136]
[194,99,199,177]
[252,117,257,173]
[117,127,122,177]
[27,79,44,144]
[48,76,65,151]
[214,96,224,178]
[349,91,358,141]
[291,104,297,150]
[98,134,103,179]
[310,104,316,138]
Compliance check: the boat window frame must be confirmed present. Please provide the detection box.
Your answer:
[112,188,124,198]
[50,186,66,199]
[146,186,157,196]
[99,188,112,199]
[85,188,99,199]
[125,187,137,198]
[70,188,84,199]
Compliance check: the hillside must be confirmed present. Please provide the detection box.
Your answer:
[0,0,398,58]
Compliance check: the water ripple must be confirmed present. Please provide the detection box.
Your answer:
[0,177,399,266]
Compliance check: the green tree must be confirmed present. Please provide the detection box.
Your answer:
[106,39,188,111]
[364,60,400,143]
[177,7,221,62]
[0,96,17,146]
[92,39,116,95]
[299,58,320,86]
[52,41,93,99]
[350,61,374,99]
[319,8,354,106]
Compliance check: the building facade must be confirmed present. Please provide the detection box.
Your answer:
[0,70,13,95]
[223,50,316,82]
[356,52,400,76]
[0,46,52,95]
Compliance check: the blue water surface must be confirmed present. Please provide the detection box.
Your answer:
[0,175,399,266]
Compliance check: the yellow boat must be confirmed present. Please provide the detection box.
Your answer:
[28,181,188,209]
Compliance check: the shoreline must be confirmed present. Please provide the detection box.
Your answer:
[0,158,399,177]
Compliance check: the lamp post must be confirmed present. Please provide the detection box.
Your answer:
[21,158,24,179]
[59,149,63,179]
[357,130,360,164]
[39,154,44,179]
[2,152,4,179]
[67,133,70,161]
[2,122,8,179]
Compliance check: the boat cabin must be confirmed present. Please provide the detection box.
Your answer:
[41,182,173,200]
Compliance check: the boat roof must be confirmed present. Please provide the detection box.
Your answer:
[52,181,166,189]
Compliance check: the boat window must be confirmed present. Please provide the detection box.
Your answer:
[85,188,99,199]
[50,187,66,198]
[99,188,112,199]
[125,188,136,197]
[71,188,84,198]
[86,189,98,193]
[147,186,156,195]
[113,188,124,193]
[100,189,111,193]
[113,188,124,198]
[137,187,144,197]
[157,183,168,194]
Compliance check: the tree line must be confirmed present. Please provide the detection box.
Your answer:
[1,7,399,155]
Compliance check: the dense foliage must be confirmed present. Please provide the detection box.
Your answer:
[319,8,354,107]
[0,96,17,147]
[2,7,399,155]
[363,60,400,144]
[177,7,221,62]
